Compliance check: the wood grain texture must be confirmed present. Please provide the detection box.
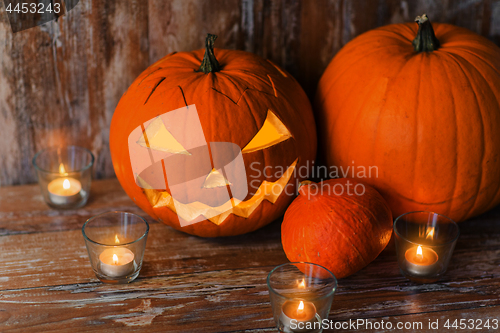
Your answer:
[0,0,499,186]
[0,179,499,332]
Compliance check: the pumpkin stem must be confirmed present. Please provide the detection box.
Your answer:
[412,14,440,52]
[199,34,220,73]
[298,180,318,198]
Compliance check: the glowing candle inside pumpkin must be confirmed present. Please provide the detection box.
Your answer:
[405,245,439,276]
[99,247,135,278]
[47,164,82,205]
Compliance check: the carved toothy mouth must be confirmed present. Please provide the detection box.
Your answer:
[138,159,297,226]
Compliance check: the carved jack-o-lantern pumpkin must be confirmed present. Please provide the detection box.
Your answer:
[110,35,317,237]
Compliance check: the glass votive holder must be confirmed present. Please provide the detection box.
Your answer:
[82,211,149,284]
[33,146,94,209]
[394,211,459,283]
[267,262,337,333]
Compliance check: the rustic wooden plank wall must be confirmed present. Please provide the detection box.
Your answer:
[0,0,499,186]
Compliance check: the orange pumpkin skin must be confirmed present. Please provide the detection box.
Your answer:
[315,21,500,222]
[110,45,317,237]
[281,179,393,279]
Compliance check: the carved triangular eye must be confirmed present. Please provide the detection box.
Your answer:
[202,169,232,189]
[242,110,292,153]
[137,116,191,155]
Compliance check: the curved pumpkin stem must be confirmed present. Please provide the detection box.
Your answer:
[199,34,220,73]
[412,14,440,52]
[298,180,318,198]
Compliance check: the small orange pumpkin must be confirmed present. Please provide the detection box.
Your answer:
[110,35,317,237]
[281,179,393,279]
[315,14,500,222]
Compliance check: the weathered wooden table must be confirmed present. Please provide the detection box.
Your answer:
[0,179,499,332]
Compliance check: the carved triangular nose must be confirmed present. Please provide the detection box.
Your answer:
[202,169,232,189]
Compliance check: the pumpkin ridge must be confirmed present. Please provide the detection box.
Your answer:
[431,53,459,218]
[316,203,356,270]
[447,48,500,85]
[443,52,488,219]
[344,202,382,262]
[321,75,377,159]
[148,51,178,69]
[386,190,476,206]
[341,50,412,167]
[371,55,414,178]
[316,45,411,108]
[450,49,500,216]
[138,67,163,86]
[337,192,386,238]
[344,77,389,165]
[332,205,370,266]
[456,54,500,215]
[317,193,371,266]
[420,52,449,213]
[411,55,425,206]
[377,23,415,43]
[320,43,414,135]
[449,50,500,210]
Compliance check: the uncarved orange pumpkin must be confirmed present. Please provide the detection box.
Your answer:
[315,14,500,222]
[281,179,393,279]
[110,35,317,237]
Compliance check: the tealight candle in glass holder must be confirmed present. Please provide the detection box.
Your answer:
[82,211,149,284]
[33,146,94,209]
[267,262,337,333]
[394,211,459,283]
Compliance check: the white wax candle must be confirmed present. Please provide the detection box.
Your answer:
[47,177,82,205]
[405,245,439,276]
[99,247,135,278]
[280,300,317,333]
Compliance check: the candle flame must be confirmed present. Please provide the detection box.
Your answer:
[115,235,120,244]
[426,227,435,240]
[298,279,305,289]
[113,254,118,265]
[63,179,70,190]
[298,301,304,311]
[59,163,67,176]
[416,245,423,259]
